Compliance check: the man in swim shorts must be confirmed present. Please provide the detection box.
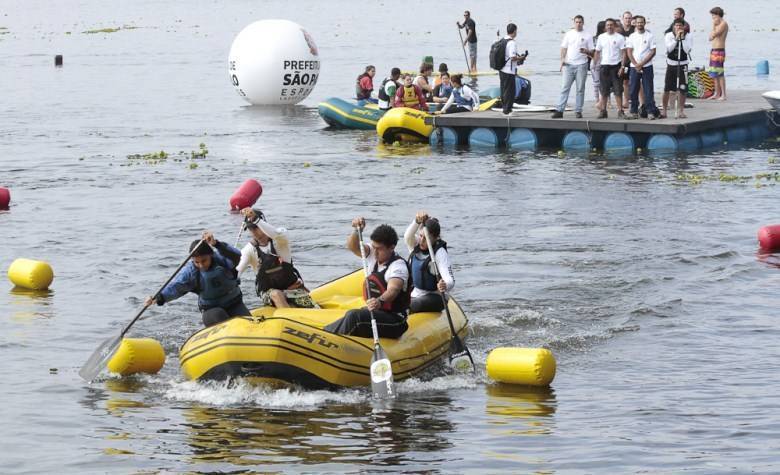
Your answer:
[707,6,728,100]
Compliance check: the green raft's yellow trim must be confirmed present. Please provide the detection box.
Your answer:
[179,269,469,388]
[318,101,379,126]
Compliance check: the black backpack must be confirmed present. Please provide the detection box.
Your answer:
[489,38,509,70]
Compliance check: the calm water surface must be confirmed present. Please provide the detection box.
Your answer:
[2,0,780,473]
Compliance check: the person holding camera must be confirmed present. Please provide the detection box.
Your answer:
[662,18,693,118]
[498,23,528,116]
[552,15,594,119]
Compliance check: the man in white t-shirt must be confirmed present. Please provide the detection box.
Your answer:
[626,15,661,119]
[552,15,595,119]
[499,23,528,115]
[593,18,626,119]
[324,217,410,339]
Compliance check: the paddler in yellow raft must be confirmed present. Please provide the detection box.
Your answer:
[324,217,411,338]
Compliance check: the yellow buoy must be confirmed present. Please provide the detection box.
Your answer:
[7,258,54,290]
[486,347,556,387]
[107,338,166,376]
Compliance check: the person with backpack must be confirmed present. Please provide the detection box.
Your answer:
[324,217,411,339]
[491,23,528,115]
[378,67,401,111]
[405,212,454,314]
[144,231,250,327]
[236,208,315,309]
[355,65,376,101]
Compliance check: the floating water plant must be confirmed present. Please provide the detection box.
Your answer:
[83,27,121,34]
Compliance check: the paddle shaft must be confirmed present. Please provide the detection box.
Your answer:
[422,227,459,336]
[234,221,245,247]
[120,239,204,338]
[457,26,470,73]
[675,37,682,119]
[356,227,382,347]
[422,226,474,370]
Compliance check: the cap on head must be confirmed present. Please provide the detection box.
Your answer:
[190,240,213,256]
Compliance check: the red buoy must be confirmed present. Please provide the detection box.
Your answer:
[0,187,10,210]
[758,224,780,251]
[229,179,262,211]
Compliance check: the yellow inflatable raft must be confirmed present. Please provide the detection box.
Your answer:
[376,107,433,143]
[179,270,468,389]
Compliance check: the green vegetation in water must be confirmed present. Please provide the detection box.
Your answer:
[191,142,208,159]
[125,143,208,167]
[83,27,121,34]
[675,171,780,186]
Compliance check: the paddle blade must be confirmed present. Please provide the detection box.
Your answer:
[369,346,394,399]
[449,336,475,372]
[79,334,122,382]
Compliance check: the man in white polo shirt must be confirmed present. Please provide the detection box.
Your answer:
[552,15,594,119]
[626,15,661,119]
[593,18,626,119]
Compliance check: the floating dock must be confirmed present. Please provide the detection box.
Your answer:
[427,91,779,153]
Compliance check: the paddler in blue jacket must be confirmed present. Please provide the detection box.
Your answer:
[144,231,251,327]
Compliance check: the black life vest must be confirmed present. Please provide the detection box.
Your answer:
[254,240,303,295]
[409,239,447,291]
[377,77,393,102]
[355,72,372,99]
[667,39,689,62]
[363,253,411,315]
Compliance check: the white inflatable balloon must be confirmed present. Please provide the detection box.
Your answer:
[228,19,320,105]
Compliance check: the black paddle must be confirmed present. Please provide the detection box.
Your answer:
[457,26,471,74]
[78,240,204,382]
[422,226,475,372]
[356,226,394,398]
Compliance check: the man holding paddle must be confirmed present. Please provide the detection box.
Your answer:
[457,11,478,73]
[324,217,410,339]
[144,231,250,327]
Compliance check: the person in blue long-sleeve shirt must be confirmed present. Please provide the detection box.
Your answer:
[144,231,251,326]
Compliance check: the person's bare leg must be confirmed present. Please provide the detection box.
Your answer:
[678,91,687,118]
[269,289,290,308]
[716,76,726,100]
[662,91,670,117]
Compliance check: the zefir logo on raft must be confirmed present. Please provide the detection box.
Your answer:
[280,59,319,102]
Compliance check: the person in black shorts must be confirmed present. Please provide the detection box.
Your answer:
[594,18,626,119]
[662,18,693,118]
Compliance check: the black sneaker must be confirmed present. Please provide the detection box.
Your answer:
[551,111,564,119]
[639,105,648,118]
[575,112,583,119]
[597,110,608,119]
